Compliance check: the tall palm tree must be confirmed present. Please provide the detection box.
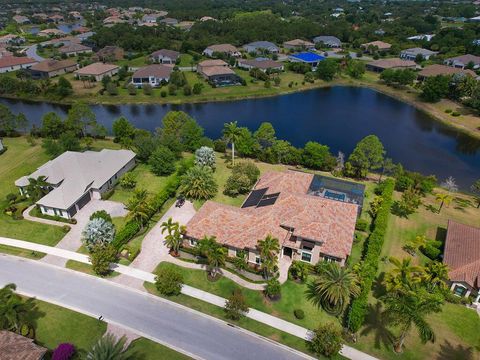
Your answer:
[126,189,152,230]
[206,245,227,278]
[382,289,443,353]
[435,193,452,213]
[222,121,242,166]
[422,261,449,292]
[26,176,49,202]
[160,217,179,236]
[256,234,280,279]
[306,262,360,315]
[0,283,36,332]
[385,257,423,293]
[86,333,130,360]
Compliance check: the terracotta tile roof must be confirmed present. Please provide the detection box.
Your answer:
[238,59,283,70]
[186,171,358,259]
[283,39,315,47]
[151,49,180,60]
[59,43,92,54]
[30,59,77,72]
[75,62,119,76]
[443,220,480,289]
[367,58,416,69]
[445,54,480,65]
[200,65,235,77]
[0,56,37,68]
[132,64,173,79]
[206,44,239,53]
[0,331,47,360]
[418,64,476,78]
[198,59,228,67]
[361,40,392,50]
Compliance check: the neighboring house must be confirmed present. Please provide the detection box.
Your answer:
[0,56,37,74]
[29,59,78,79]
[417,64,476,81]
[59,43,92,56]
[0,34,25,45]
[142,14,159,23]
[283,39,315,50]
[203,44,241,58]
[197,59,228,74]
[94,46,124,62]
[243,41,279,54]
[74,62,119,81]
[374,29,386,36]
[103,16,126,25]
[366,58,417,72]
[159,17,178,26]
[186,171,362,266]
[288,52,325,70]
[131,64,173,87]
[0,45,12,59]
[0,330,47,360]
[407,34,435,42]
[49,14,65,23]
[400,47,438,61]
[177,21,195,31]
[197,59,240,85]
[361,40,392,52]
[237,58,284,72]
[444,54,480,69]
[443,220,480,305]
[313,36,341,48]
[38,28,66,37]
[150,49,180,64]
[200,16,216,22]
[15,149,136,219]
[13,15,30,24]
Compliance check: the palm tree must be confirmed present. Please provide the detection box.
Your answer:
[382,289,443,353]
[206,245,227,278]
[0,283,36,332]
[160,217,179,236]
[385,257,423,293]
[222,121,242,166]
[435,192,452,213]
[256,234,280,279]
[86,333,130,360]
[403,235,427,256]
[126,189,152,230]
[164,228,183,256]
[422,261,449,292]
[306,262,360,315]
[26,176,49,202]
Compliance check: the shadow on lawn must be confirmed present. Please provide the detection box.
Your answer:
[360,302,394,350]
[437,340,475,360]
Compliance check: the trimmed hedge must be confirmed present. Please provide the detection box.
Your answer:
[347,179,395,332]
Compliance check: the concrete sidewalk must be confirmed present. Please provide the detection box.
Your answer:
[0,236,378,360]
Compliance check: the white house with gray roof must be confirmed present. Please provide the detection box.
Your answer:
[243,41,279,54]
[313,36,342,48]
[400,47,438,61]
[15,149,136,219]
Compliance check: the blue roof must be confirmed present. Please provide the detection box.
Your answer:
[290,52,325,63]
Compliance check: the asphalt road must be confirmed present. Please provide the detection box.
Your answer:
[25,44,44,61]
[0,255,312,360]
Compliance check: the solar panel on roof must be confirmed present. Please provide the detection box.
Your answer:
[257,196,278,207]
[242,188,268,208]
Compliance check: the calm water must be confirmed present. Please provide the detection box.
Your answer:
[27,22,84,35]
[1,87,479,189]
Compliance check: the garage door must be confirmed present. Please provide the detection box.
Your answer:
[76,192,91,210]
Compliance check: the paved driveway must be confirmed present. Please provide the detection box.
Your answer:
[41,199,127,267]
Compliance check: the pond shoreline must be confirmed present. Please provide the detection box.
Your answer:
[2,77,479,140]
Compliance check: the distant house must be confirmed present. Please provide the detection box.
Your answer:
[197,59,228,74]
[417,64,476,81]
[366,58,417,72]
[15,150,136,219]
[177,21,195,31]
[142,14,159,23]
[159,18,178,26]
[237,58,284,72]
[0,56,37,74]
[361,40,391,52]
[203,44,241,58]
[0,45,12,59]
[444,54,480,69]
[197,59,240,86]
[59,43,92,56]
[374,29,386,36]
[243,41,279,54]
[74,62,119,81]
[94,46,124,62]
[38,28,66,37]
[150,49,180,64]
[30,59,78,79]
[0,34,25,45]
[400,47,437,61]
[313,36,341,48]
[443,220,480,306]
[131,64,173,87]
[49,14,65,23]
[407,34,435,42]
[200,16,216,22]
[283,39,315,50]
[0,330,47,360]
[13,15,30,24]
[288,52,325,70]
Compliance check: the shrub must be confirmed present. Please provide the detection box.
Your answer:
[119,172,137,189]
[127,83,137,95]
[355,219,368,232]
[52,343,75,360]
[444,109,452,113]
[264,278,281,300]
[6,193,18,204]
[213,139,227,153]
[421,240,442,260]
[223,161,260,196]
[155,267,183,296]
[106,82,118,96]
[149,146,176,176]
[112,220,140,249]
[143,84,153,95]
[194,146,216,168]
[289,260,310,282]
[451,111,461,117]
[224,289,249,320]
[89,210,112,223]
[62,225,70,233]
[160,90,167,97]
[347,179,394,332]
[179,166,217,200]
[294,309,305,319]
[101,189,115,200]
[310,323,343,358]
[192,83,203,95]
[183,84,192,96]
[89,244,117,276]
[82,218,115,251]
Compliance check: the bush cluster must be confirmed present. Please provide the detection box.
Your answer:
[347,179,395,332]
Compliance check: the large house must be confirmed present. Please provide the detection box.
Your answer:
[29,59,78,79]
[237,58,284,72]
[313,36,341,48]
[0,56,37,74]
[59,43,92,56]
[74,62,119,81]
[94,46,124,62]
[243,41,279,54]
[150,49,180,64]
[283,39,315,50]
[443,220,480,305]
[288,52,325,70]
[197,59,240,85]
[186,171,363,266]
[15,150,136,219]
[400,47,437,61]
[444,54,480,69]
[203,44,241,58]
[417,64,476,81]
[361,40,392,52]
[131,64,173,87]
[366,58,417,73]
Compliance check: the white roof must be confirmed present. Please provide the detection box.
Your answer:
[15,149,135,210]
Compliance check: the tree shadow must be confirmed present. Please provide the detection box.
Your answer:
[360,302,394,350]
[372,272,386,299]
[435,227,447,250]
[425,204,438,214]
[436,340,474,360]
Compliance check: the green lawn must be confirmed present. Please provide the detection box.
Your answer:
[124,338,193,360]
[178,53,194,67]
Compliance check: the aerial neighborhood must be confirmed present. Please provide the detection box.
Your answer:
[0,1,479,360]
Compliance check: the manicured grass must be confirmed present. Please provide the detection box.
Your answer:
[0,244,45,259]
[34,298,107,356]
[124,338,193,360]
[65,260,119,278]
[178,53,194,67]
[153,262,338,330]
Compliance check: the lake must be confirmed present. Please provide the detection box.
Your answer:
[1,86,479,190]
